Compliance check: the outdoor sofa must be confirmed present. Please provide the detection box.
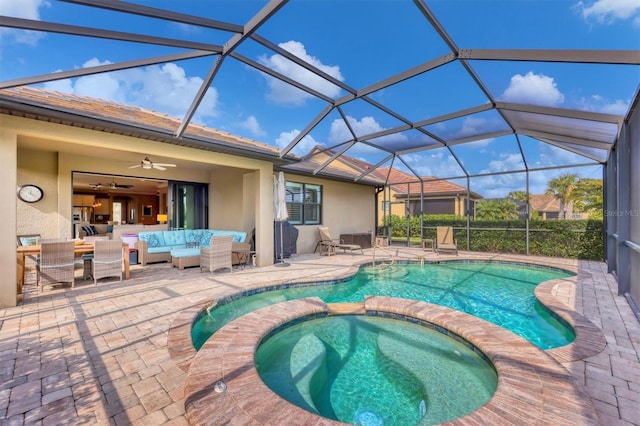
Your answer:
[135,229,248,266]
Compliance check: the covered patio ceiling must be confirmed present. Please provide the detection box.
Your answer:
[1,0,638,189]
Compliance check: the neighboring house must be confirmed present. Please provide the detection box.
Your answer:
[377,168,482,221]
[301,147,482,223]
[529,194,561,220]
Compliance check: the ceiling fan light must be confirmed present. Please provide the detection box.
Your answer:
[142,163,152,169]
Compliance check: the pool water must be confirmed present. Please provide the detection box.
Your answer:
[192,261,575,350]
[255,315,498,425]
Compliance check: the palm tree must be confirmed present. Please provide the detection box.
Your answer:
[476,199,519,220]
[546,173,578,219]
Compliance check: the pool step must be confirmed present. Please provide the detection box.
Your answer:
[327,302,366,315]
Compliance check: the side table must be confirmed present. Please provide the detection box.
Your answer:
[233,250,255,269]
[422,238,434,252]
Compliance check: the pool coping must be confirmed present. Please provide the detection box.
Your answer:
[183,296,601,425]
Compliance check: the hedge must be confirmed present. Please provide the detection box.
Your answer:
[380,215,603,260]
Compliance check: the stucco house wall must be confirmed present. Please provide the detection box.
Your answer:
[4,113,375,307]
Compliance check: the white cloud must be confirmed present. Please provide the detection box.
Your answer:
[471,173,527,198]
[236,115,266,137]
[275,129,320,156]
[43,58,219,123]
[500,72,565,107]
[400,150,463,178]
[258,40,344,106]
[578,94,630,115]
[483,153,526,174]
[0,0,50,45]
[576,0,640,25]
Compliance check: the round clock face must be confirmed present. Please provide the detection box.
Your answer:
[18,184,44,203]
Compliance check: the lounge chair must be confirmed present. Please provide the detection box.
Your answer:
[317,227,363,256]
[435,226,458,255]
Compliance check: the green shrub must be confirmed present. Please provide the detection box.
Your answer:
[379,215,603,260]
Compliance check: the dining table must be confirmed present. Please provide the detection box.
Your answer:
[16,241,130,294]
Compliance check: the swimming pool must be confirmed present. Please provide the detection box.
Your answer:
[192,260,575,350]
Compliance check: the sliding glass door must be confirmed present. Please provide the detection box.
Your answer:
[168,181,208,229]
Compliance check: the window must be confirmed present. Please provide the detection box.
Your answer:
[286,181,322,225]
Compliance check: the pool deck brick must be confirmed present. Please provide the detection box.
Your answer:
[1,249,639,425]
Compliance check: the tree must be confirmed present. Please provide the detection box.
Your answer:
[573,178,603,219]
[475,199,519,220]
[546,173,578,219]
[507,191,527,202]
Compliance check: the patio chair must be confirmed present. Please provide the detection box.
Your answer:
[200,235,233,273]
[435,226,458,255]
[17,234,41,265]
[37,240,76,291]
[92,240,123,284]
[317,227,363,256]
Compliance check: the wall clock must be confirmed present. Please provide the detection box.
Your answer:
[17,184,44,203]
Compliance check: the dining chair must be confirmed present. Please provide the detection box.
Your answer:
[37,240,76,291]
[16,234,41,265]
[200,235,233,273]
[92,240,123,284]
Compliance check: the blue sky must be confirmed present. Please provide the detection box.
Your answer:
[1,0,639,197]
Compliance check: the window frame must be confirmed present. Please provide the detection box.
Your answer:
[285,181,322,225]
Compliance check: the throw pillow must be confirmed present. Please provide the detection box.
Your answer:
[199,230,214,247]
[147,234,160,248]
[89,225,98,235]
[81,225,92,236]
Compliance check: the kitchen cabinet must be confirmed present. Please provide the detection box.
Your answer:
[73,194,95,206]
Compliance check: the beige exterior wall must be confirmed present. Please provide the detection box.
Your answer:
[3,114,375,307]
[1,127,18,307]
[284,173,375,254]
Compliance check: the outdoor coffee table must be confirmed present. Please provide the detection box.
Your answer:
[171,247,201,270]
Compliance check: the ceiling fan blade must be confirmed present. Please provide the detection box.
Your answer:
[153,165,167,171]
[128,164,142,169]
[154,163,176,167]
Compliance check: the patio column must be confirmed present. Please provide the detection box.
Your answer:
[1,128,18,307]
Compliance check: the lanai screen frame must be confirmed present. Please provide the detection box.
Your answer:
[1,0,638,315]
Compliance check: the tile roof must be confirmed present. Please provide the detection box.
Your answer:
[0,86,283,158]
[529,194,560,212]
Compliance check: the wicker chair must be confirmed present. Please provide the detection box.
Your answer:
[37,240,76,291]
[200,235,233,274]
[92,240,123,284]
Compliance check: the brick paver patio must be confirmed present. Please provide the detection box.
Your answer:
[1,250,638,425]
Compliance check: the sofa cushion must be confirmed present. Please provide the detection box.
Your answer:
[162,230,186,247]
[148,246,174,254]
[138,231,165,248]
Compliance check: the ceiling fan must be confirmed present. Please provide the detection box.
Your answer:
[91,179,133,190]
[129,156,176,171]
